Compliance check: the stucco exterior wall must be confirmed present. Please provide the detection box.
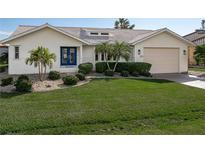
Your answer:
[134,32,189,73]
[7,27,84,74]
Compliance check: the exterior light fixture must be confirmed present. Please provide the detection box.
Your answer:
[138,49,141,55]
[183,50,186,55]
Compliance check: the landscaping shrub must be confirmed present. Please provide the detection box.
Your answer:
[78,69,87,74]
[104,69,114,76]
[15,79,32,92]
[1,77,13,86]
[0,65,7,73]
[18,75,29,81]
[120,70,129,77]
[63,76,78,85]
[48,71,61,80]
[78,62,93,74]
[141,72,152,77]
[128,62,152,75]
[95,62,107,73]
[131,71,139,77]
[95,62,151,74]
[75,73,85,81]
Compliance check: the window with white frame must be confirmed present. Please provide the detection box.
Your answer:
[95,53,99,61]
[14,46,19,59]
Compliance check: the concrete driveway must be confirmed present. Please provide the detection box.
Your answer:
[153,73,205,90]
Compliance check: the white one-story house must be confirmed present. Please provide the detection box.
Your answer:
[1,23,194,74]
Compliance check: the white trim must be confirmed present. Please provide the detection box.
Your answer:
[1,23,90,45]
[131,28,195,46]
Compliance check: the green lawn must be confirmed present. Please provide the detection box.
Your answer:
[0,79,205,135]
[189,67,205,72]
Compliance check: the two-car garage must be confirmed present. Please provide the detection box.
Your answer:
[143,47,179,74]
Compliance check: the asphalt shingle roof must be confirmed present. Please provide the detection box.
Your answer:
[10,25,155,45]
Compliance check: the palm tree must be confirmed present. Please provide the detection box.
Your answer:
[114,18,135,29]
[95,42,113,70]
[112,42,132,71]
[25,46,56,81]
[194,45,205,66]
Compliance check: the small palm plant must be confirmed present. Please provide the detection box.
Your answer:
[95,42,113,70]
[26,46,56,81]
[112,41,132,71]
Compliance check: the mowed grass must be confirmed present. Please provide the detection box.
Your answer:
[0,79,205,135]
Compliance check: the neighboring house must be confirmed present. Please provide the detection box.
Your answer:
[0,23,194,74]
[0,43,8,56]
[184,29,205,65]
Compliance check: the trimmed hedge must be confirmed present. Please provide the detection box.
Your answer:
[63,76,78,85]
[121,71,129,77]
[78,62,93,74]
[48,71,61,80]
[15,76,32,92]
[0,65,7,73]
[78,69,87,74]
[18,75,29,81]
[75,73,85,81]
[1,77,13,86]
[95,62,151,75]
[104,69,114,76]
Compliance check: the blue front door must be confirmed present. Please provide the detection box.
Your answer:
[61,47,77,66]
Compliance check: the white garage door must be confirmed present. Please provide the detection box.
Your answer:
[144,47,179,73]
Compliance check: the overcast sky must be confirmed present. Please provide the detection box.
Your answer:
[0,18,203,40]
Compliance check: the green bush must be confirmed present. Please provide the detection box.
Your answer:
[95,62,107,73]
[95,62,151,74]
[131,71,139,77]
[48,71,61,80]
[104,69,114,76]
[78,62,93,74]
[78,69,87,74]
[18,75,29,81]
[63,76,78,85]
[15,79,32,92]
[0,65,7,73]
[75,73,85,81]
[121,70,129,77]
[128,62,152,75]
[141,72,152,77]
[1,77,13,86]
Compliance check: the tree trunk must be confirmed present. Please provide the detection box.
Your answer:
[40,62,43,81]
[105,53,111,70]
[44,65,47,80]
[38,62,41,81]
[113,56,120,72]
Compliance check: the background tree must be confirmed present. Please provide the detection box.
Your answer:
[95,42,113,70]
[194,45,205,66]
[114,18,135,29]
[0,52,8,64]
[112,42,132,71]
[26,46,56,81]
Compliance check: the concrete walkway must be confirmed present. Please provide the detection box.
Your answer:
[153,73,205,90]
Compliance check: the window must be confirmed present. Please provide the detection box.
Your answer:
[90,32,98,35]
[101,53,104,61]
[69,48,76,65]
[95,53,98,61]
[138,49,141,55]
[14,46,19,59]
[101,32,109,36]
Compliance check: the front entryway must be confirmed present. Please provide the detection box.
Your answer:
[60,47,77,66]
